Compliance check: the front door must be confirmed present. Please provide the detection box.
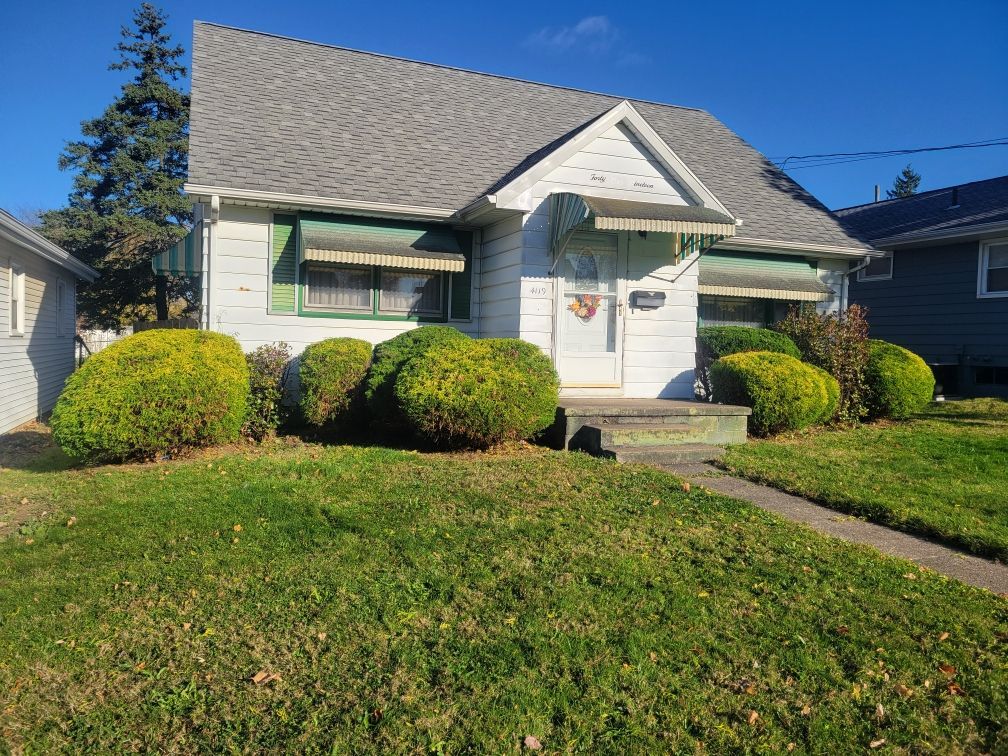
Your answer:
[556,231,625,388]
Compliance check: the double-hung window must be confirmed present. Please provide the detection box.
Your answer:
[304,264,373,313]
[978,239,1008,298]
[9,263,25,336]
[378,269,443,316]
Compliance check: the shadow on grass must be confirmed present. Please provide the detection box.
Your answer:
[0,425,73,473]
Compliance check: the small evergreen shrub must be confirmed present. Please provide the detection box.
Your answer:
[299,338,373,430]
[865,339,935,419]
[243,342,294,441]
[808,364,841,423]
[710,351,833,435]
[696,326,800,398]
[364,326,471,431]
[777,304,870,423]
[396,338,559,449]
[51,329,248,463]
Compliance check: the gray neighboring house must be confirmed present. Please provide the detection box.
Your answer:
[837,176,1008,397]
[1,209,98,434]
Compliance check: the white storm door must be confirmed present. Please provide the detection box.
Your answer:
[556,231,625,387]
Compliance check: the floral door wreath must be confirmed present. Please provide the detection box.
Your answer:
[569,294,604,322]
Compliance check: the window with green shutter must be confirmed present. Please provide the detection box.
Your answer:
[450,230,473,320]
[271,214,297,313]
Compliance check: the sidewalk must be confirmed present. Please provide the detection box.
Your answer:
[674,465,1008,594]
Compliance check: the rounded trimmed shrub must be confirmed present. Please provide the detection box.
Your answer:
[396,337,559,449]
[709,351,833,436]
[51,329,249,463]
[864,339,935,420]
[808,364,841,423]
[696,326,800,399]
[698,325,801,361]
[299,338,373,430]
[364,326,471,430]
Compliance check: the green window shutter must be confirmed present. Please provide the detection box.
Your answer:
[450,230,473,320]
[271,214,297,313]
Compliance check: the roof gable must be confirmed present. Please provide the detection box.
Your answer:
[188,22,868,251]
[490,101,734,219]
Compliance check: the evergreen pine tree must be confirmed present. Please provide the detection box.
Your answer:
[39,3,192,328]
[886,164,922,199]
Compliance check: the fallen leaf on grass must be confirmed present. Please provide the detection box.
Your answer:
[875,703,885,720]
[895,683,913,698]
[869,738,886,749]
[66,517,77,528]
[946,682,965,696]
[800,704,811,716]
[523,735,542,750]
[681,482,691,493]
[938,631,950,642]
[233,524,242,532]
[251,670,281,686]
[747,710,759,725]
[938,664,956,676]
[836,625,849,635]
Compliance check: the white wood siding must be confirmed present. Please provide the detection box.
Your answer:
[210,205,479,353]
[816,258,848,315]
[1,237,77,434]
[477,214,523,338]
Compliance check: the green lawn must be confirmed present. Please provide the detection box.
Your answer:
[1,437,1005,753]
[722,398,1008,561]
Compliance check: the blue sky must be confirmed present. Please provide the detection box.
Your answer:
[1,0,1006,217]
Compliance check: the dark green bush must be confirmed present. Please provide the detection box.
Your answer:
[396,338,559,449]
[710,351,834,435]
[51,330,249,463]
[243,342,294,441]
[299,338,373,430]
[696,326,800,399]
[865,340,935,420]
[364,326,471,431]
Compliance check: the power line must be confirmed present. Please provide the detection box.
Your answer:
[772,137,1008,170]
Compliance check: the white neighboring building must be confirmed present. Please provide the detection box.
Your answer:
[177,23,876,400]
[1,209,98,434]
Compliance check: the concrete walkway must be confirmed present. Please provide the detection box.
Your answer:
[671,464,1008,595]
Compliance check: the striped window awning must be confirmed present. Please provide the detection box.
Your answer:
[152,225,201,276]
[698,250,834,302]
[300,216,465,273]
[548,192,736,252]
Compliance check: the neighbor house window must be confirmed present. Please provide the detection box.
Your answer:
[974,366,1008,386]
[9,263,25,336]
[978,239,1008,298]
[56,279,67,337]
[858,251,893,281]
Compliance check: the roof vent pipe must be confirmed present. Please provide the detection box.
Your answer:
[874,185,880,203]
[949,187,960,208]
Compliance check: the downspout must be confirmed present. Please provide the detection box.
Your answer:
[204,195,220,330]
[840,255,873,313]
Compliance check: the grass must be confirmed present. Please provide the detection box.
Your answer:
[0,436,1006,753]
[722,398,1008,561]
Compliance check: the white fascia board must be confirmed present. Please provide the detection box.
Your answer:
[0,209,98,281]
[715,236,881,259]
[491,100,736,221]
[871,220,1008,249]
[183,184,458,222]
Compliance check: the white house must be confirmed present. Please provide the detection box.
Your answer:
[175,22,875,402]
[1,209,98,434]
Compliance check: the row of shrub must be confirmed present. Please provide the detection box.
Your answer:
[699,317,934,435]
[51,326,561,463]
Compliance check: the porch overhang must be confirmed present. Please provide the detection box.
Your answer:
[548,192,737,265]
[698,251,834,302]
[299,216,466,273]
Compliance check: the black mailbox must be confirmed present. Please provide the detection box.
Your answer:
[632,290,666,310]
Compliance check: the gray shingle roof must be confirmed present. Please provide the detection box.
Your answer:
[189,22,868,250]
[834,175,1008,243]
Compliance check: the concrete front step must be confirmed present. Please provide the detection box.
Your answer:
[607,443,725,465]
[582,422,696,448]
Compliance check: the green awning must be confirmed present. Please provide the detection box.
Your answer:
[299,215,465,273]
[698,251,834,302]
[152,225,201,276]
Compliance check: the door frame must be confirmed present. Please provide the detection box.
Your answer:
[551,230,628,393]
